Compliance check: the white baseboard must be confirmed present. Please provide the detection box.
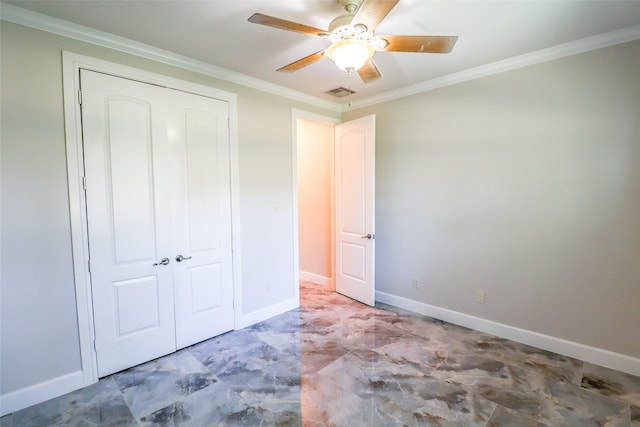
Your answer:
[376,291,640,377]
[238,297,299,329]
[0,370,86,417]
[299,271,331,287]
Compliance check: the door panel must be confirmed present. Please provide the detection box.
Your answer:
[114,276,162,335]
[341,242,366,281]
[107,99,157,263]
[81,70,176,377]
[340,134,367,235]
[185,110,221,251]
[335,115,375,306]
[189,264,223,314]
[169,90,234,350]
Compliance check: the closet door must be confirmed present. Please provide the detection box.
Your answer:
[81,71,235,377]
[81,70,176,377]
[168,89,235,349]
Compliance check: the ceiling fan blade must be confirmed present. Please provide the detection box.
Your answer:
[375,35,458,53]
[277,50,326,72]
[357,57,382,83]
[248,13,327,38]
[351,0,399,32]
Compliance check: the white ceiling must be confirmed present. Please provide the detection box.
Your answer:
[3,0,640,105]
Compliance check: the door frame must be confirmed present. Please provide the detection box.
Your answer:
[62,52,242,386]
[292,109,340,295]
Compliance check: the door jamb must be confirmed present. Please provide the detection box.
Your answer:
[62,52,242,386]
[291,109,341,295]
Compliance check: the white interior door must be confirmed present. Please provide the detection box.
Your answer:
[334,115,375,306]
[82,70,176,376]
[82,70,234,377]
[168,90,235,349]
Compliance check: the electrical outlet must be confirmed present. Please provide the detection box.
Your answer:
[412,278,420,289]
[476,290,486,304]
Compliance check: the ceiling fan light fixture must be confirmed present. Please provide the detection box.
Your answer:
[326,39,374,73]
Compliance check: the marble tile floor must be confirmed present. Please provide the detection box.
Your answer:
[2,281,639,426]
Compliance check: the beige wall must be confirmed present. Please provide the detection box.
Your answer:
[0,21,339,397]
[344,40,640,359]
[297,120,333,281]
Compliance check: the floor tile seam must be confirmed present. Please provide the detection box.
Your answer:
[247,330,291,351]
[368,329,448,376]
[305,370,370,407]
[449,373,559,426]
[212,372,291,395]
[494,359,574,393]
[489,403,554,427]
[131,379,238,422]
[193,335,293,366]
[473,355,587,393]
[481,374,632,426]
[107,376,142,422]
[183,348,226,380]
[367,344,439,376]
[579,365,640,407]
[235,394,303,406]
[186,347,214,374]
[481,401,499,427]
[134,396,194,424]
[178,359,230,402]
[579,383,639,410]
[480,395,553,426]
[123,398,142,425]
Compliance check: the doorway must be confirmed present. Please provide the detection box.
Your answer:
[296,115,337,291]
[293,110,376,306]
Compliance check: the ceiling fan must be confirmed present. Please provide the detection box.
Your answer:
[248,0,458,83]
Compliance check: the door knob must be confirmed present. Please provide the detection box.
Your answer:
[154,257,170,266]
[175,254,193,262]
[361,233,373,239]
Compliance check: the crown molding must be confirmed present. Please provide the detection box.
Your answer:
[0,3,343,113]
[349,24,640,110]
[3,3,639,113]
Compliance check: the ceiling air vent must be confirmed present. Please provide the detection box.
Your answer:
[325,87,355,98]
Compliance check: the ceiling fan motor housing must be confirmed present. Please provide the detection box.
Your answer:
[330,0,369,38]
[338,0,364,14]
[330,7,369,40]
[329,14,358,36]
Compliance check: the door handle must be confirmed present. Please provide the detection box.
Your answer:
[361,233,374,239]
[175,254,193,262]
[154,257,170,266]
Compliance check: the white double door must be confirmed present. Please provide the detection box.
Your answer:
[81,70,234,377]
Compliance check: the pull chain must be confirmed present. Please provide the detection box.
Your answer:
[347,68,353,108]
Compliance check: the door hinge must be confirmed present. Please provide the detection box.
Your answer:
[87,259,91,273]
[78,89,82,105]
[82,176,87,190]
[93,339,97,352]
